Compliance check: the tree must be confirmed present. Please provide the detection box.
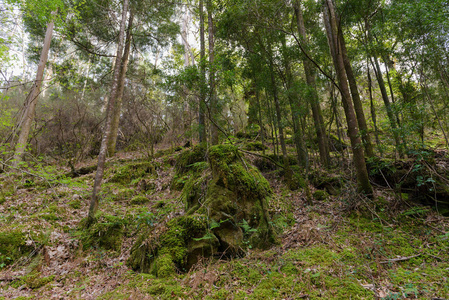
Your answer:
[8,0,65,165]
[292,0,329,167]
[87,0,129,225]
[323,0,372,195]
[107,11,134,156]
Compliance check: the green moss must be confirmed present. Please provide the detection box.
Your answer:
[128,214,212,276]
[78,214,124,251]
[283,246,339,268]
[175,144,207,175]
[245,141,268,151]
[152,253,176,278]
[31,204,66,221]
[112,188,135,201]
[130,195,150,205]
[313,190,329,201]
[209,145,271,200]
[24,273,55,289]
[109,161,156,184]
[0,227,32,266]
[68,200,82,209]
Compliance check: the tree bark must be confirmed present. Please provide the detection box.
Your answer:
[88,0,129,225]
[323,0,372,195]
[293,0,329,167]
[370,55,403,156]
[108,11,134,156]
[13,14,55,166]
[367,61,382,156]
[199,0,206,143]
[208,1,219,145]
[267,44,291,183]
[281,36,308,168]
[338,29,374,158]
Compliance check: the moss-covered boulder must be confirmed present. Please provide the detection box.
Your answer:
[129,144,275,276]
[79,214,124,251]
[0,227,33,267]
[127,214,217,276]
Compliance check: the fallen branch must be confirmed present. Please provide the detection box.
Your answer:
[380,254,421,264]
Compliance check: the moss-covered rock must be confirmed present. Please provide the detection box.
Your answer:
[109,161,156,185]
[171,144,208,191]
[129,145,275,276]
[79,214,124,251]
[127,214,216,276]
[0,227,33,267]
[245,141,268,151]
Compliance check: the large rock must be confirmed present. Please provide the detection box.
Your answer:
[128,144,275,276]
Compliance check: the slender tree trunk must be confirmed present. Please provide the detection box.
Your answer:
[421,80,449,149]
[108,11,134,156]
[338,29,374,158]
[256,88,266,155]
[88,0,129,225]
[293,0,329,167]
[208,1,219,145]
[370,55,403,156]
[199,0,206,143]
[323,0,372,195]
[367,61,382,156]
[13,15,55,166]
[181,7,194,143]
[268,46,291,182]
[281,37,308,168]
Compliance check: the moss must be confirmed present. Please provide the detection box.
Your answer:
[79,214,124,251]
[128,214,214,276]
[109,161,156,184]
[0,227,32,266]
[68,200,82,209]
[31,204,66,221]
[112,188,135,201]
[209,145,272,200]
[245,141,268,151]
[313,190,329,201]
[175,144,207,175]
[18,273,55,289]
[152,253,176,278]
[130,195,150,205]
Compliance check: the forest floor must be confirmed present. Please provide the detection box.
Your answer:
[0,146,448,299]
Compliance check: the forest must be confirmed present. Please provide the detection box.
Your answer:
[0,0,448,298]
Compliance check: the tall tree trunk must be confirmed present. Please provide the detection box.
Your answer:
[108,11,134,156]
[323,0,372,195]
[13,14,55,166]
[367,61,382,156]
[88,0,129,225]
[198,0,206,143]
[338,29,374,158]
[293,0,329,167]
[181,7,194,142]
[281,36,308,168]
[208,1,219,145]
[370,55,403,156]
[268,46,291,183]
